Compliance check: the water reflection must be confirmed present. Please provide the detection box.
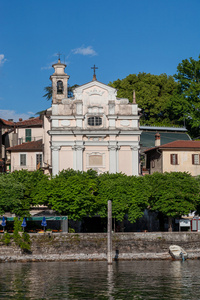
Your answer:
[0,260,200,299]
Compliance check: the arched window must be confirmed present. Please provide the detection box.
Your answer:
[57,80,63,94]
[88,116,102,126]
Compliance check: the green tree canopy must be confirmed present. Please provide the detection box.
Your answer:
[44,169,99,220]
[172,55,200,138]
[144,172,200,231]
[0,170,49,216]
[0,173,28,216]
[97,173,149,223]
[109,73,179,126]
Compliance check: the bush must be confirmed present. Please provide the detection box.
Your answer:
[2,232,11,245]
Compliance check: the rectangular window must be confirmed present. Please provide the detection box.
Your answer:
[20,154,26,166]
[170,154,178,165]
[36,154,42,168]
[25,129,31,142]
[192,154,200,165]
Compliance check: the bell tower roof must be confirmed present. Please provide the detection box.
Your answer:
[52,58,67,76]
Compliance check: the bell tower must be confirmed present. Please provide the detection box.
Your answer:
[50,58,70,104]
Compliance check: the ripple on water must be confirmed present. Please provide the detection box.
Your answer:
[0,260,200,299]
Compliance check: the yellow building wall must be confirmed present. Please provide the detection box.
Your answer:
[163,150,200,176]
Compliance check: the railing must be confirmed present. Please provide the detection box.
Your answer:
[18,136,43,144]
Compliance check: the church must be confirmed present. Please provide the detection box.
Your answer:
[4,59,141,176]
[43,59,141,176]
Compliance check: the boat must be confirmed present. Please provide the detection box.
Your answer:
[169,245,188,260]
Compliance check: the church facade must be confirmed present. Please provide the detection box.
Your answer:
[43,59,142,176]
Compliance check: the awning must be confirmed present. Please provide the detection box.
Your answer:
[0,216,67,221]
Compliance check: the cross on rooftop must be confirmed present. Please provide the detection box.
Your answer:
[57,52,62,60]
[91,65,98,81]
[91,64,98,75]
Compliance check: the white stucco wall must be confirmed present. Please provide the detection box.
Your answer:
[11,151,43,172]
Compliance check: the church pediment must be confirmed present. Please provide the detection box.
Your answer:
[73,81,117,101]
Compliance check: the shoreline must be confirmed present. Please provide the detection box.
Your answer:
[1,250,200,263]
[1,232,200,263]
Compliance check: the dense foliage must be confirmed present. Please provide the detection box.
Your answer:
[1,170,200,232]
[172,55,200,138]
[109,73,179,127]
[108,55,200,137]
[0,170,49,216]
[144,172,200,231]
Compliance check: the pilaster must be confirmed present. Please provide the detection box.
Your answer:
[108,142,119,173]
[72,142,85,171]
[51,146,61,176]
[131,146,140,176]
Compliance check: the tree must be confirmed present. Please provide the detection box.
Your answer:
[109,73,179,126]
[11,170,49,206]
[144,172,200,231]
[45,169,99,220]
[97,173,149,223]
[0,173,28,216]
[0,170,50,216]
[172,55,200,138]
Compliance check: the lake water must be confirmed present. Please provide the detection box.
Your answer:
[0,260,200,299]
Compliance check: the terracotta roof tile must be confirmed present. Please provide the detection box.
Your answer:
[160,140,200,148]
[7,139,43,152]
[0,117,42,127]
[15,117,42,127]
[144,140,200,153]
[0,119,14,126]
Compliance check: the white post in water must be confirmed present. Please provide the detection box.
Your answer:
[107,200,112,264]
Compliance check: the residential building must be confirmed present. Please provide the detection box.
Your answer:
[1,117,42,172]
[7,140,43,172]
[144,139,200,176]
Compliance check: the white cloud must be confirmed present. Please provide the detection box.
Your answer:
[72,46,97,56]
[0,54,7,66]
[41,59,58,70]
[0,110,34,122]
[41,64,53,70]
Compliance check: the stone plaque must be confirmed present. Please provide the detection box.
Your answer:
[89,155,103,166]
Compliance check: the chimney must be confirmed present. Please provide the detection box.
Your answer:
[155,133,161,147]
[19,118,23,121]
[8,119,13,122]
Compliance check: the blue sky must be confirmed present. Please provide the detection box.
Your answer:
[0,0,200,121]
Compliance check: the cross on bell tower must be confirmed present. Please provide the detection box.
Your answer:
[91,64,98,81]
[57,52,62,63]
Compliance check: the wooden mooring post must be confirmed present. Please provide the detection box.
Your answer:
[107,200,112,264]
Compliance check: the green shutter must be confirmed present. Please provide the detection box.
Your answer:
[25,129,31,142]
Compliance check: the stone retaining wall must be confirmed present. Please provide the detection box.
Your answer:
[1,232,200,262]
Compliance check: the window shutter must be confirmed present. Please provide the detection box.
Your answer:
[192,154,194,165]
[170,154,173,164]
[175,154,178,165]
[25,129,31,142]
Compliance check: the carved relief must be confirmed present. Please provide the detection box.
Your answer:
[86,89,105,96]
[87,152,105,168]
[120,120,130,127]
[88,106,103,114]
[61,120,70,127]
[89,155,103,166]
